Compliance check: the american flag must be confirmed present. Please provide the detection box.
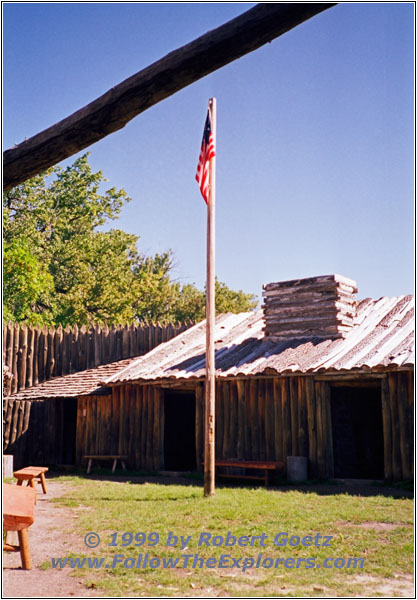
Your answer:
[195,110,215,203]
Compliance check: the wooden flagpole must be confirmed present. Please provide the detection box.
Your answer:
[204,97,216,497]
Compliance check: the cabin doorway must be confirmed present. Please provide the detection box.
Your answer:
[164,390,196,471]
[330,385,384,479]
[62,398,77,465]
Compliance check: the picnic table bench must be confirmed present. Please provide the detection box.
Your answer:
[3,483,36,569]
[213,460,284,486]
[14,466,48,500]
[84,455,128,474]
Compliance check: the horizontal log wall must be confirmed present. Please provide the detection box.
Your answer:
[3,321,193,395]
[76,386,164,471]
[3,396,77,469]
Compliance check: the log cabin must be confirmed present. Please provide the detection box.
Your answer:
[5,274,414,481]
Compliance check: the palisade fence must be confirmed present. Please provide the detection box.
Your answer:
[3,321,194,396]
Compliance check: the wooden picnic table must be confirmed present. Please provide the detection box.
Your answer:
[3,483,36,569]
[14,466,48,499]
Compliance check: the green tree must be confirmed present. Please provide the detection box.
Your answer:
[214,279,258,315]
[3,155,139,324]
[3,239,55,323]
[167,279,258,323]
[3,155,257,325]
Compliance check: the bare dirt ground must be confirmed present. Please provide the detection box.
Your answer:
[2,477,414,598]
[2,480,103,598]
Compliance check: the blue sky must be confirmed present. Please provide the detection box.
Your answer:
[3,2,414,303]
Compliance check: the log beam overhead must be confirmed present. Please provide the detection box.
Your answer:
[3,3,336,190]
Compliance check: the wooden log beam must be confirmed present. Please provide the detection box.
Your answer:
[381,378,393,481]
[306,377,317,478]
[273,379,283,462]
[3,3,336,190]
[388,374,402,481]
[281,378,292,469]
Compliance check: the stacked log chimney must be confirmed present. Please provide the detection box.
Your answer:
[262,274,358,341]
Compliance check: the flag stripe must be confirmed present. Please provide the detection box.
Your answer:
[196,111,215,203]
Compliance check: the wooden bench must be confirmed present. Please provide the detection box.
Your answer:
[14,466,48,500]
[84,455,128,474]
[214,460,284,486]
[3,483,36,569]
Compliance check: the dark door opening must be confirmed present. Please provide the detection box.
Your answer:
[62,398,77,464]
[164,390,196,471]
[330,386,384,479]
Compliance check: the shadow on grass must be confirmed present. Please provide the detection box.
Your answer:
[45,467,414,499]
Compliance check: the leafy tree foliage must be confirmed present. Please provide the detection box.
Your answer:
[3,239,55,323]
[3,155,257,325]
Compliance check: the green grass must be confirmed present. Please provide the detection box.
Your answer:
[50,476,413,597]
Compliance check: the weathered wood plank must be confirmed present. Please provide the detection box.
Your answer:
[222,382,230,461]
[139,386,146,469]
[158,387,165,471]
[314,381,326,479]
[249,379,259,460]
[125,388,133,468]
[71,324,79,374]
[2,322,7,368]
[10,400,22,446]
[118,386,125,456]
[135,386,143,469]
[264,379,274,461]
[61,326,69,375]
[88,394,98,459]
[18,325,28,391]
[111,387,120,456]
[75,397,84,465]
[229,381,238,459]
[273,378,283,462]
[215,381,223,459]
[4,397,14,450]
[5,323,14,395]
[153,387,161,470]
[381,377,392,481]
[306,377,317,478]
[258,379,266,461]
[398,373,412,480]
[388,373,402,480]
[12,323,20,394]
[289,377,298,456]
[297,377,308,457]
[4,321,194,395]
[281,378,292,469]
[56,325,64,376]
[16,401,26,453]
[47,326,55,379]
[26,326,35,389]
[37,327,45,384]
[146,386,154,470]
[236,380,246,460]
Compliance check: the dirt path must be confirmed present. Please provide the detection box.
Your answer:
[2,480,103,598]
